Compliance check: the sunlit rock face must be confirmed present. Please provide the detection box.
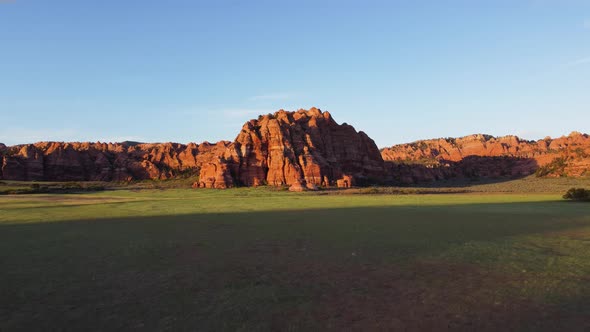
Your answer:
[229,108,385,187]
[0,141,210,182]
[0,108,385,187]
[381,132,590,183]
[2,111,589,186]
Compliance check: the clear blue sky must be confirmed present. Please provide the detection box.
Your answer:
[1,0,589,147]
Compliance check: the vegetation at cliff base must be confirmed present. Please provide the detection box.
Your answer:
[563,187,590,202]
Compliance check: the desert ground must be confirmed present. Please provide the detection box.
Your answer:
[1,177,590,331]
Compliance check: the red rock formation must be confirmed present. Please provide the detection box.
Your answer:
[0,144,4,179]
[288,180,306,192]
[3,111,589,187]
[230,108,384,187]
[306,182,319,191]
[1,144,45,181]
[197,159,234,189]
[336,175,354,188]
[382,133,590,164]
[0,108,385,188]
[0,141,207,182]
[381,132,590,183]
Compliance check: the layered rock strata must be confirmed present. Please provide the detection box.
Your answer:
[381,132,590,183]
[2,111,589,187]
[1,108,385,188]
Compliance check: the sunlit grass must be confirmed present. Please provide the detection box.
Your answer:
[0,187,562,224]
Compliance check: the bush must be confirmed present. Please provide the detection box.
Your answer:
[63,182,83,190]
[358,187,380,195]
[563,188,590,202]
[86,185,106,192]
[536,157,567,177]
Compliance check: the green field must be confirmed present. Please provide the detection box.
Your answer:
[1,185,590,330]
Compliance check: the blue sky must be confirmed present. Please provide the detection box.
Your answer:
[1,0,589,147]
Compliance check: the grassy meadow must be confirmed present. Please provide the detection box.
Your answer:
[1,178,590,330]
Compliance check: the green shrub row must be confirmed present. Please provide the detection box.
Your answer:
[563,188,590,202]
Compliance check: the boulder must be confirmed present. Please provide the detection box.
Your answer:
[288,180,306,192]
[197,159,233,189]
[336,175,354,188]
[306,182,319,191]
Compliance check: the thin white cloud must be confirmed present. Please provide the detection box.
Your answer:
[93,136,147,144]
[248,93,291,101]
[513,130,552,141]
[0,129,151,146]
[222,108,277,118]
[584,19,590,29]
[564,56,590,67]
[0,128,79,146]
[176,107,279,119]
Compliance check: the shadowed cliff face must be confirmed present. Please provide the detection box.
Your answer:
[385,156,539,185]
[381,132,590,183]
[0,143,6,179]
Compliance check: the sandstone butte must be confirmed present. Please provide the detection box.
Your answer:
[1,108,589,188]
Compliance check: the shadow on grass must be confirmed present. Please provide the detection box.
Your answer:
[1,201,589,331]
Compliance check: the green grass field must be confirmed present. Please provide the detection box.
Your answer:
[1,184,590,330]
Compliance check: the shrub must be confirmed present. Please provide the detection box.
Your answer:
[63,182,83,190]
[86,185,106,192]
[360,187,380,194]
[536,157,567,177]
[563,188,590,202]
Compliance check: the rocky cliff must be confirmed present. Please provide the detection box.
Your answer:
[0,141,232,182]
[2,110,589,187]
[1,108,385,188]
[226,108,384,187]
[381,132,590,183]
